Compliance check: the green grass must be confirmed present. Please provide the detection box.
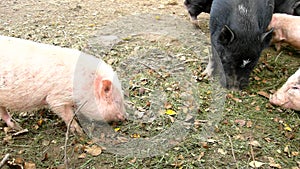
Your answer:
[1,24,300,169]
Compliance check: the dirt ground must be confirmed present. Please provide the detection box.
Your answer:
[0,0,300,168]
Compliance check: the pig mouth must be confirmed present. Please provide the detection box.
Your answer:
[269,94,292,109]
[275,100,293,109]
[224,75,249,90]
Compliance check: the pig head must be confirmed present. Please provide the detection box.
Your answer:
[184,0,213,21]
[270,68,300,111]
[73,54,126,123]
[274,0,300,16]
[208,0,274,90]
[268,13,300,50]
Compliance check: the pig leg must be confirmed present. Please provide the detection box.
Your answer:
[202,56,214,77]
[274,42,282,51]
[0,107,22,130]
[201,45,219,78]
[51,105,84,134]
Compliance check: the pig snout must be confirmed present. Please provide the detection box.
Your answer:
[270,67,300,111]
[101,109,127,122]
[270,92,288,107]
[270,85,300,111]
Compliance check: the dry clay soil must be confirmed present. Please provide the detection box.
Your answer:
[0,0,300,168]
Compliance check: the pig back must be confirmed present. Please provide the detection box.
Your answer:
[0,36,79,111]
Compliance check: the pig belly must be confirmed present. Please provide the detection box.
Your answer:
[0,65,73,111]
[0,36,78,111]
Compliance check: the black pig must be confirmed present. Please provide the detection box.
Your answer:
[206,0,274,90]
[274,0,300,15]
[184,0,300,22]
[184,0,212,21]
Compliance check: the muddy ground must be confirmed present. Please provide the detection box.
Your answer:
[0,0,300,168]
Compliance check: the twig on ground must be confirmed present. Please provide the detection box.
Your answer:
[64,101,87,169]
[0,153,10,169]
[275,51,283,62]
[249,137,257,169]
[226,132,239,169]
[12,129,29,137]
[138,61,164,78]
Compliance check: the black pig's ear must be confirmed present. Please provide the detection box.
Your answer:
[261,27,274,48]
[219,25,235,45]
[184,0,190,5]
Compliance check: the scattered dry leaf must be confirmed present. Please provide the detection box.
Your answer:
[165,0,178,5]
[264,137,272,143]
[268,157,281,169]
[217,148,227,155]
[4,127,12,134]
[41,153,48,162]
[222,119,229,125]
[130,133,141,138]
[207,139,217,143]
[292,152,299,156]
[257,91,270,99]
[128,157,137,164]
[234,134,246,141]
[37,119,43,126]
[42,140,50,146]
[284,123,292,132]
[197,152,205,161]
[255,106,261,111]
[201,142,209,149]
[164,102,172,109]
[114,127,120,132]
[78,153,87,159]
[235,119,246,126]
[18,150,25,155]
[284,145,289,153]
[85,145,102,156]
[165,109,177,115]
[254,76,261,81]
[249,140,261,147]
[249,161,265,168]
[24,161,36,169]
[246,121,253,128]
[14,157,24,164]
[3,135,13,144]
[227,93,242,102]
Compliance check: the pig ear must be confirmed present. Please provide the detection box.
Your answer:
[184,0,190,5]
[261,28,274,48]
[100,80,113,99]
[95,78,113,101]
[219,25,235,45]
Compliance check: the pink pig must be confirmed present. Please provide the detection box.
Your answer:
[268,13,300,51]
[0,35,126,134]
[270,67,300,111]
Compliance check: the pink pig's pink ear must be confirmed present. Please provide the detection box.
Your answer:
[95,77,113,103]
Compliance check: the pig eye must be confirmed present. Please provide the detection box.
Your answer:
[292,86,299,90]
[240,59,251,68]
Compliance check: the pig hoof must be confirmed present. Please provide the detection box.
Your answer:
[6,120,23,131]
[12,123,23,131]
[70,122,84,135]
[201,66,213,78]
